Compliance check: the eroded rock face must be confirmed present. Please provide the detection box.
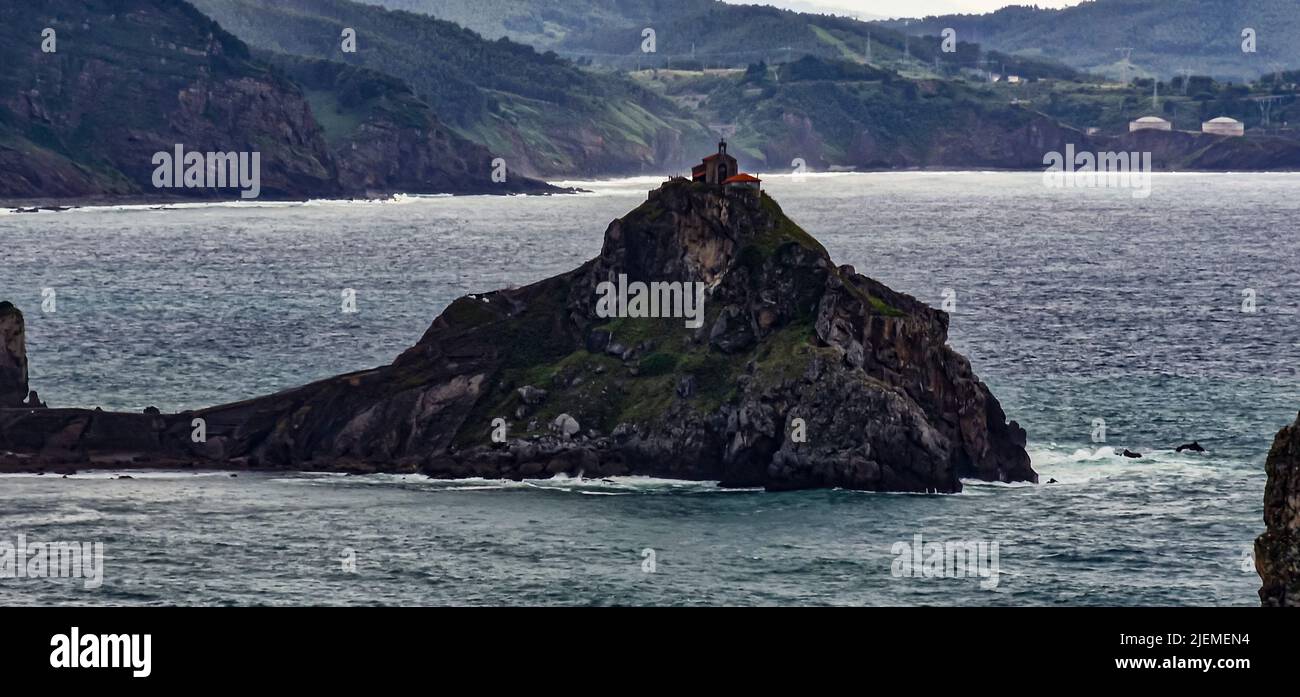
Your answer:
[0,302,27,407]
[1257,412,1300,606]
[0,180,1035,492]
[0,0,555,201]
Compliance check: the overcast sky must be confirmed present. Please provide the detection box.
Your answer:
[722,0,1085,21]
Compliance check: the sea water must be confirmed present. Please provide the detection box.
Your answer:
[1,172,1297,605]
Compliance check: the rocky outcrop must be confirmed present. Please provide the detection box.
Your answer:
[0,303,27,408]
[0,180,1034,492]
[1257,412,1300,606]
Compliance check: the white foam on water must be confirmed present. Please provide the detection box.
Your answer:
[1026,443,1224,485]
[68,470,243,480]
[0,470,240,480]
[0,505,107,525]
[757,171,863,181]
[275,471,747,495]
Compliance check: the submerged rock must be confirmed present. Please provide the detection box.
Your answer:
[1257,412,1300,606]
[0,179,1035,492]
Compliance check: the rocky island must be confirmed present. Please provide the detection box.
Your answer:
[1257,412,1300,606]
[0,179,1035,492]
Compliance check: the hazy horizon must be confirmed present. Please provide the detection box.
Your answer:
[722,0,1085,21]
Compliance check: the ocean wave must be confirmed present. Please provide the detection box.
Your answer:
[0,504,150,526]
[0,470,241,481]
[4,195,462,216]
[1026,443,1228,485]
[0,506,107,525]
[274,471,748,495]
[550,175,670,190]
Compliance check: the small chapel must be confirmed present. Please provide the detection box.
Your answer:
[691,139,760,192]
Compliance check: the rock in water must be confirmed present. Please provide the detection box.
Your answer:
[1257,412,1300,606]
[0,302,28,407]
[0,180,1035,492]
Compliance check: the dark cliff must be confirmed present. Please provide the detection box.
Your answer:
[0,181,1034,492]
[1105,129,1300,172]
[1257,412,1300,606]
[0,0,337,201]
[0,303,27,408]
[266,55,558,196]
[0,0,553,203]
[185,0,715,179]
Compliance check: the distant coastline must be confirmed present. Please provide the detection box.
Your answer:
[0,188,586,214]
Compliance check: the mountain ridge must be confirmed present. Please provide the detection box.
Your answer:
[0,0,555,203]
[188,0,718,178]
[883,0,1300,82]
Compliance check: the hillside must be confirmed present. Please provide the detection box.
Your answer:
[267,54,552,195]
[638,56,1300,172]
[188,0,717,177]
[0,0,338,201]
[368,0,967,76]
[1012,75,1299,136]
[373,0,709,51]
[677,57,1082,170]
[884,0,1300,82]
[0,0,553,202]
[6,0,1292,203]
